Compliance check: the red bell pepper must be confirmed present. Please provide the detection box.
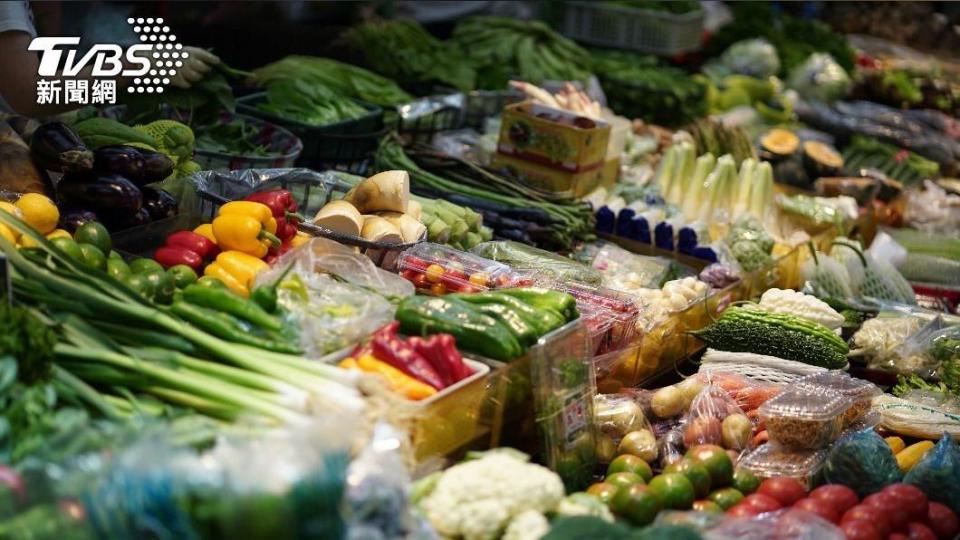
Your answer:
[154,246,204,270]
[165,230,218,260]
[245,190,302,241]
[371,334,445,390]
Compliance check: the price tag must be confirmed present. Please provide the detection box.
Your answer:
[562,394,588,447]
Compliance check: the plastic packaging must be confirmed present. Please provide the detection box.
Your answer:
[705,509,843,540]
[586,242,680,292]
[819,428,902,498]
[794,372,881,427]
[891,316,954,377]
[758,389,851,450]
[552,281,640,355]
[738,444,828,490]
[904,433,960,515]
[680,385,745,449]
[594,393,650,445]
[471,241,603,285]
[396,242,526,295]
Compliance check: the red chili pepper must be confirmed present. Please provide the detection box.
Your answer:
[435,333,473,382]
[408,336,454,387]
[371,335,445,390]
[154,246,203,270]
[166,230,218,260]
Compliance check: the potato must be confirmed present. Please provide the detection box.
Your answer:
[721,414,752,450]
[677,376,706,407]
[618,429,658,462]
[651,385,686,418]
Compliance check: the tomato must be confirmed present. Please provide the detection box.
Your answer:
[739,493,782,513]
[927,502,960,540]
[607,455,653,483]
[685,445,734,488]
[882,484,929,522]
[424,264,445,283]
[707,487,744,510]
[840,519,882,540]
[843,505,891,538]
[890,534,910,540]
[907,522,937,540]
[862,492,908,532]
[612,483,661,526]
[692,500,722,514]
[810,484,859,515]
[648,473,696,510]
[663,460,711,498]
[793,497,840,523]
[757,477,807,507]
[586,482,619,506]
[726,503,762,518]
[606,471,644,489]
[731,468,760,495]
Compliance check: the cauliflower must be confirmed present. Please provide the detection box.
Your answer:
[420,452,565,540]
[502,510,550,540]
[555,493,615,522]
[759,288,844,329]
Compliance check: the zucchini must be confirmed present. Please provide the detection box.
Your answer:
[691,316,849,370]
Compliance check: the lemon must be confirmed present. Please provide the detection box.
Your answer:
[0,224,16,245]
[15,193,59,234]
[0,202,23,239]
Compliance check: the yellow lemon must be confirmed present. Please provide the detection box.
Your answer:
[0,224,16,245]
[15,193,59,234]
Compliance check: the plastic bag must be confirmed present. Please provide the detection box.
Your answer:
[800,249,855,300]
[904,433,960,514]
[681,385,750,451]
[787,53,851,103]
[819,428,902,497]
[718,38,781,78]
[470,241,603,285]
[594,393,650,444]
[890,316,951,376]
[705,509,843,540]
[586,242,681,293]
[851,315,924,370]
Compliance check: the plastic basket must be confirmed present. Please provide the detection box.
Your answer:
[236,93,384,172]
[559,1,704,56]
[194,169,422,268]
[389,94,465,143]
[463,89,524,129]
[192,112,303,170]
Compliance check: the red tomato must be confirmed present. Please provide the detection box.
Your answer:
[757,477,807,507]
[726,503,762,518]
[810,484,859,515]
[843,505,891,538]
[793,497,840,523]
[907,522,937,540]
[740,493,782,513]
[927,502,960,540]
[862,492,909,532]
[882,484,929,523]
[840,519,881,540]
[890,534,910,540]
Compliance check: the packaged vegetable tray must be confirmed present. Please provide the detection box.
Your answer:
[794,371,880,427]
[738,444,828,491]
[397,242,529,295]
[758,388,851,450]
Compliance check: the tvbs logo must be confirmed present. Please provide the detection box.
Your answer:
[30,37,152,77]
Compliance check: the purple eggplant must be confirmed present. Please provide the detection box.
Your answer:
[141,186,177,221]
[137,149,175,183]
[57,209,100,233]
[93,146,146,183]
[30,122,93,173]
[57,172,142,219]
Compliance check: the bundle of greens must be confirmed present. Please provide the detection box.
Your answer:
[686,118,756,165]
[451,17,592,90]
[256,79,368,127]
[250,55,413,108]
[121,63,247,127]
[194,118,279,157]
[343,19,475,92]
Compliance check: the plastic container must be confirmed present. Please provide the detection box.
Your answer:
[759,389,852,450]
[738,444,828,490]
[396,242,525,295]
[236,93,384,171]
[558,1,704,56]
[554,281,641,356]
[463,89,524,129]
[390,94,465,144]
[794,371,881,426]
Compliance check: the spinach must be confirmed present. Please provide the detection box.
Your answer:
[256,80,367,127]
[195,119,278,157]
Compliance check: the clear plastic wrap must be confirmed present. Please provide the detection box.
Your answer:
[586,242,681,293]
[551,282,640,355]
[470,241,603,285]
[758,389,851,450]
[256,237,414,356]
[794,371,880,427]
[890,316,954,377]
[738,445,828,491]
[851,315,924,372]
[681,385,747,450]
[593,393,650,446]
[819,428,902,498]
[705,509,843,540]
[396,242,525,295]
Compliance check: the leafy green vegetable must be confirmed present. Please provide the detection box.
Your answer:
[602,0,700,14]
[122,63,244,126]
[195,119,278,157]
[256,79,368,127]
[251,56,412,107]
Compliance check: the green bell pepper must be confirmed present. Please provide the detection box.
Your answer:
[396,296,522,361]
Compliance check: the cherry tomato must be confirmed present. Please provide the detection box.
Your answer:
[843,505,891,538]
[882,484,929,523]
[757,477,807,507]
[793,497,840,523]
[840,519,881,540]
[425,264,444,283]
[739,493,782,514]
[411,273,429,289]
[862,492,908,532]
[890,534,910,540]
[810,484,859,515]
[468,272,490,287]
[907,522,938,540]
[430,282,447,295]
[400,269,419,281]
[726,503,762,518]
[927,502,960,540]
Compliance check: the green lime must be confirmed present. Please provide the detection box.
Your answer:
[707,487,744,510]
[607,454,654,483]
[123,273,155,299]
[73,222,111,254]
[648,473,696,510]
[77,243,106,270]
[106,257,131,281]
[664,460,712,499]
[129,258,164,275]
[196,276,227,289]
[167,265,198,288]
[142,269,175,304]
[50,237,83,261]
[731,469,760,495]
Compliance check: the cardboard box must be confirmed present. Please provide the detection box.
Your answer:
[497,101,610,173]
[492,152,619,198]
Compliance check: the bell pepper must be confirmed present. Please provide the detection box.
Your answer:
[193,223,217,245]
[495,288,579,322]
[154,246,204,271]
[372,332,445,390]
[0,224,16,245]
[218,201,278,234]
[452,292,564,336]
[166,230,218,260]
[212,214,280,258]
[395,296,522,362]
[204,263,249,297]
[244,190,302,241]
[348,354,437,400]
[214,250,268,289]
[288,231,311,248]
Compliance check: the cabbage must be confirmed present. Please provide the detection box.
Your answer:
[787,53,851,103]
[719,39,780,78]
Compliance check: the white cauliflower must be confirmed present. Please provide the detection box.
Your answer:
[420,452,565,540]
[555,493,615,522]
[502,510,550,540]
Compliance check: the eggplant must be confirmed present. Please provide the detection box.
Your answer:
[57,209,100,233]
[93,145,146,183]
[57,172,142,219]
[137,149,175,183]
[104,207,151,231]
[29,122,94,173]
[141,186,178,221]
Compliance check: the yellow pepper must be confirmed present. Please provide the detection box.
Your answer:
[0,224,16,245]
[353,354,437,400]
[885,436,906,454]
[193,223,218,245]
[218,201,277,234]
[0,202,24,240]
[214,250,268,289]
[204,262,250,297]
[288,231,311,248]
[212,213,280,258]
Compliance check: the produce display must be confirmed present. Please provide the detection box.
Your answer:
[5,4,960,540]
